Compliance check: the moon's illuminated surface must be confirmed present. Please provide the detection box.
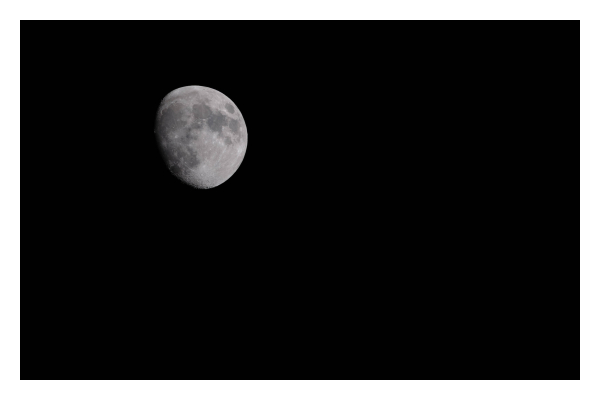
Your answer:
[155,86,248,189]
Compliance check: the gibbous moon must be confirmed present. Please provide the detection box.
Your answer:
[155,86,248,189]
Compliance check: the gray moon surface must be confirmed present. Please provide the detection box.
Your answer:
[155,86,248,189]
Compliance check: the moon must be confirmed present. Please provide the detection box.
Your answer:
[155,86,248,189]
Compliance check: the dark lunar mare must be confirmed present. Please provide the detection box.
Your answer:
[207,111,228,133]
[229,119,240,135]
[193,103,212,119]
[190,101,243,147]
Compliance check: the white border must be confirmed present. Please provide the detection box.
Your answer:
[579,2,599,395]
[2,1,596,399]
[10,380,594,399]
[5,0,589,20]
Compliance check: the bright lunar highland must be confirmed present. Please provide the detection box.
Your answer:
[155,86,248,189]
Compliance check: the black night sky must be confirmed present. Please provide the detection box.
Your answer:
[21,22,579,380]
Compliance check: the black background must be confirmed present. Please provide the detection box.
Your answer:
[21,22,579,379]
